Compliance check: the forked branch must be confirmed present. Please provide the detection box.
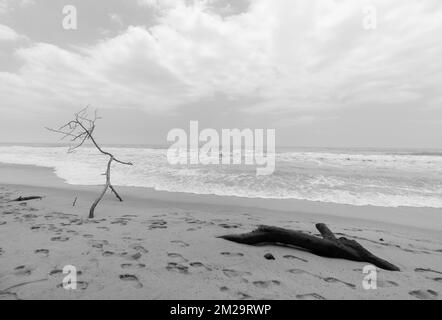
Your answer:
[47,108,133,218]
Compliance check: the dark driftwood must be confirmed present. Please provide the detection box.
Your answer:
[219,224,400,271]
[9,196,43,202]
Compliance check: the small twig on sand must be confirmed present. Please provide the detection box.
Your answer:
[72,196,78,207]
[0,278,48,293]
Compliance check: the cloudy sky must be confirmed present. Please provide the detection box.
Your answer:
[0,0,441,148]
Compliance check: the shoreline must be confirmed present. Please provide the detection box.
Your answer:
[1,163,441,300]
[0,162,441,233]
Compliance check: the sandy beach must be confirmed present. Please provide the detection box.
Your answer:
[0,163,441,300]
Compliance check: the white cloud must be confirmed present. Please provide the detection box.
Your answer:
[0,24,19,40]
[137,0,186,9]
[0,0,9,14]
[0,0,35,14]
[1,0,442,116]
[109,13,124,26]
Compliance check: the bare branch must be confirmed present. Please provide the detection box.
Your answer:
[46,108,133,218]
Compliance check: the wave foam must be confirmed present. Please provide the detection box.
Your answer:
[1,145,441,208]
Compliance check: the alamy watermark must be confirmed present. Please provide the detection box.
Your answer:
[62,5,78,30]
[167,121,276,176]
[62,265,78,290]
[362,265,377,290]
[362,5,377,30]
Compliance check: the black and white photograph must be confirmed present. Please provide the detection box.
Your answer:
[0,0,441,303]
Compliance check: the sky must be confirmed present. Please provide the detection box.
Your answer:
[0,0,441,148]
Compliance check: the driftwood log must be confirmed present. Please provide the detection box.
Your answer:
[219,224,400,271]
[9,196,43,202]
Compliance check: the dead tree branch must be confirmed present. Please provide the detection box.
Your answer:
[46,108,133,218]
[219,223,400,271]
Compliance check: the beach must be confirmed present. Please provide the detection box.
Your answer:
[0,163,441,300]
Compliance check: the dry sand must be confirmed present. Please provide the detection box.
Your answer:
[0,163,441,300]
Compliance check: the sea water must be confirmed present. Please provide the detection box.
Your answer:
[0,144,441,208]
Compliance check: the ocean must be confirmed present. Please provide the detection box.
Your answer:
[0,144,441,208]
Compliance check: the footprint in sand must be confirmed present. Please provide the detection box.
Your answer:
[111,219,129,226]
[14,265,33,276]
[51,236,70,242]
[102,251,115,257]
[171,240,189,248]
[76,281,89,290]
[288,268,309,275]
[415,268,442,275]
[50,269,83,276]
[415,268,442,283]
[85,219,105,225]
[296,293,326,300]
[130,245,149,254]
[34,249,49,257]
[190,262,212,271]
[120,251,142,261]
[88,240,109,249]
[218,223,242,229]
[323,277,356,289]
[288,269,356,289]
[119,274,143,288]
[57,281,88,290]
[218,286,251,299]
[221,252,244,257]
[283,255,308,263]
[148,220,167,230]
[166,262,189,274]
[378,280,399,288]
[253,280,281,289]
[167,253,188,263]
[409,290,438,300]
[223,269,252,278]
[49,269,63,276]
[186,227,201,232]
[3,210,17,215]
[219,286,230,292]
[151,214,166,218]
[236,291,252,300]
[121,263,146,270]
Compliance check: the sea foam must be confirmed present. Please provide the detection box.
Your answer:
[1,145,442,208]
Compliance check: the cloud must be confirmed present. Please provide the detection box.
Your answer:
[137,0,182,7]
[0,0,35,14]
[0,24,19,40]
[1,0,442,117]
[109,13,124,27]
